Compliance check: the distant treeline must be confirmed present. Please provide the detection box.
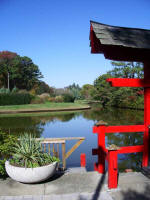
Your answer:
[0,51,144,109]
[52,62,144,110]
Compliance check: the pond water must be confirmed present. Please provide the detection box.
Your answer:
[0,105,145,171]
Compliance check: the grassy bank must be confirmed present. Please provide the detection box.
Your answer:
[0,110,83,118]
[0,102,90,114]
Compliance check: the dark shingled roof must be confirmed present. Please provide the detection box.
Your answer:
[90,21,150,62]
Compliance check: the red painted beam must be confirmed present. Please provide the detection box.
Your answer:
[93,126,99,133]
[93,145,143,155]
[118,145,144,154]
[106,78,150,87]
[106,125,145,133]
[93,125,145,133]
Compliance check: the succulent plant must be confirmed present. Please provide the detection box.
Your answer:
[10,133,59,168]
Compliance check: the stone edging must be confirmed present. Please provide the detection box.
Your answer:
[0,106,91,114]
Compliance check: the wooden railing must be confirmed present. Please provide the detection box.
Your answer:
[40,137,85,170]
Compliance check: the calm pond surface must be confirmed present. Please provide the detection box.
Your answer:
[0,105,145,171]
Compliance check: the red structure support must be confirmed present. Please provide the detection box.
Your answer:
[92,122,148,188]
[90,21,150,190]
[108,150,118,189]
[142,62,150,167]
[97,126,106,173]
[80,153,86,167]
[93,125,106,173]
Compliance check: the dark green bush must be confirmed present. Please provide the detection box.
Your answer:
[62,93,75,102]
[0,130,17,157]
[0,130,17,177]
[0,159,6,176]
[0,93,32,105]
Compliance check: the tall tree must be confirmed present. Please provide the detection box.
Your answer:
[66,83,81,90]
[93,74,115,107]
[65,83,81,99]
[108,62,143,78]
[81,84,95,99]
[0,51,17,89]
[92,62,144,108]
[0,51,43,90]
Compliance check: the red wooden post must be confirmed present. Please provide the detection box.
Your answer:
[80,153,86,167]
[96,125,106,174]
[108,150,118,189]
[142,61,150,167]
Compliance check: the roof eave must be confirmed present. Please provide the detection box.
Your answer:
[90,23,150,62]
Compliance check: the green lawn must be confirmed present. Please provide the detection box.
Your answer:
[0,102,90,111]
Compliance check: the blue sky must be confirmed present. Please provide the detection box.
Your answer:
[0,0,150,88]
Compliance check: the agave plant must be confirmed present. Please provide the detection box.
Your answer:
[10,133,59,168]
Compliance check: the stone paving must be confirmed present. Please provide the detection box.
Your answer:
[0,192,112,200]
[0,167,150,200]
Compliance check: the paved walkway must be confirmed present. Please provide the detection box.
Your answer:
[0,167,150,200]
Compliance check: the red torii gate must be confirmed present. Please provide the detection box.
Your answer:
[89,21,150,189]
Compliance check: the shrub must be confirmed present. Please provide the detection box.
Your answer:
[62,93,75,102]
[48,96,64,103]
[67,87,82,100]
[11,87,19,93]
[0,87,10,94]
[0,131,17,157]
[38,93,50,99]
[0,159,6,176]
[30,93,50,104]
[55,96,64,103]
[18,89,28,94]
[0,130,17,176]
[30,96,45,104]
[48,97,56,102]
[0,93,32,105]
[29,88,36,96]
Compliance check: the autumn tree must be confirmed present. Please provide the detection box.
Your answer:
[32,81,54,95]
[0,51,43,90]
[0,51,17,89]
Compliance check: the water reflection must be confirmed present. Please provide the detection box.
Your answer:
[0,112,80,136]
[83,105,143,125]
[0,105,144,171]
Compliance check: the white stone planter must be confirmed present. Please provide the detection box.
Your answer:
[5,161,57,183]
